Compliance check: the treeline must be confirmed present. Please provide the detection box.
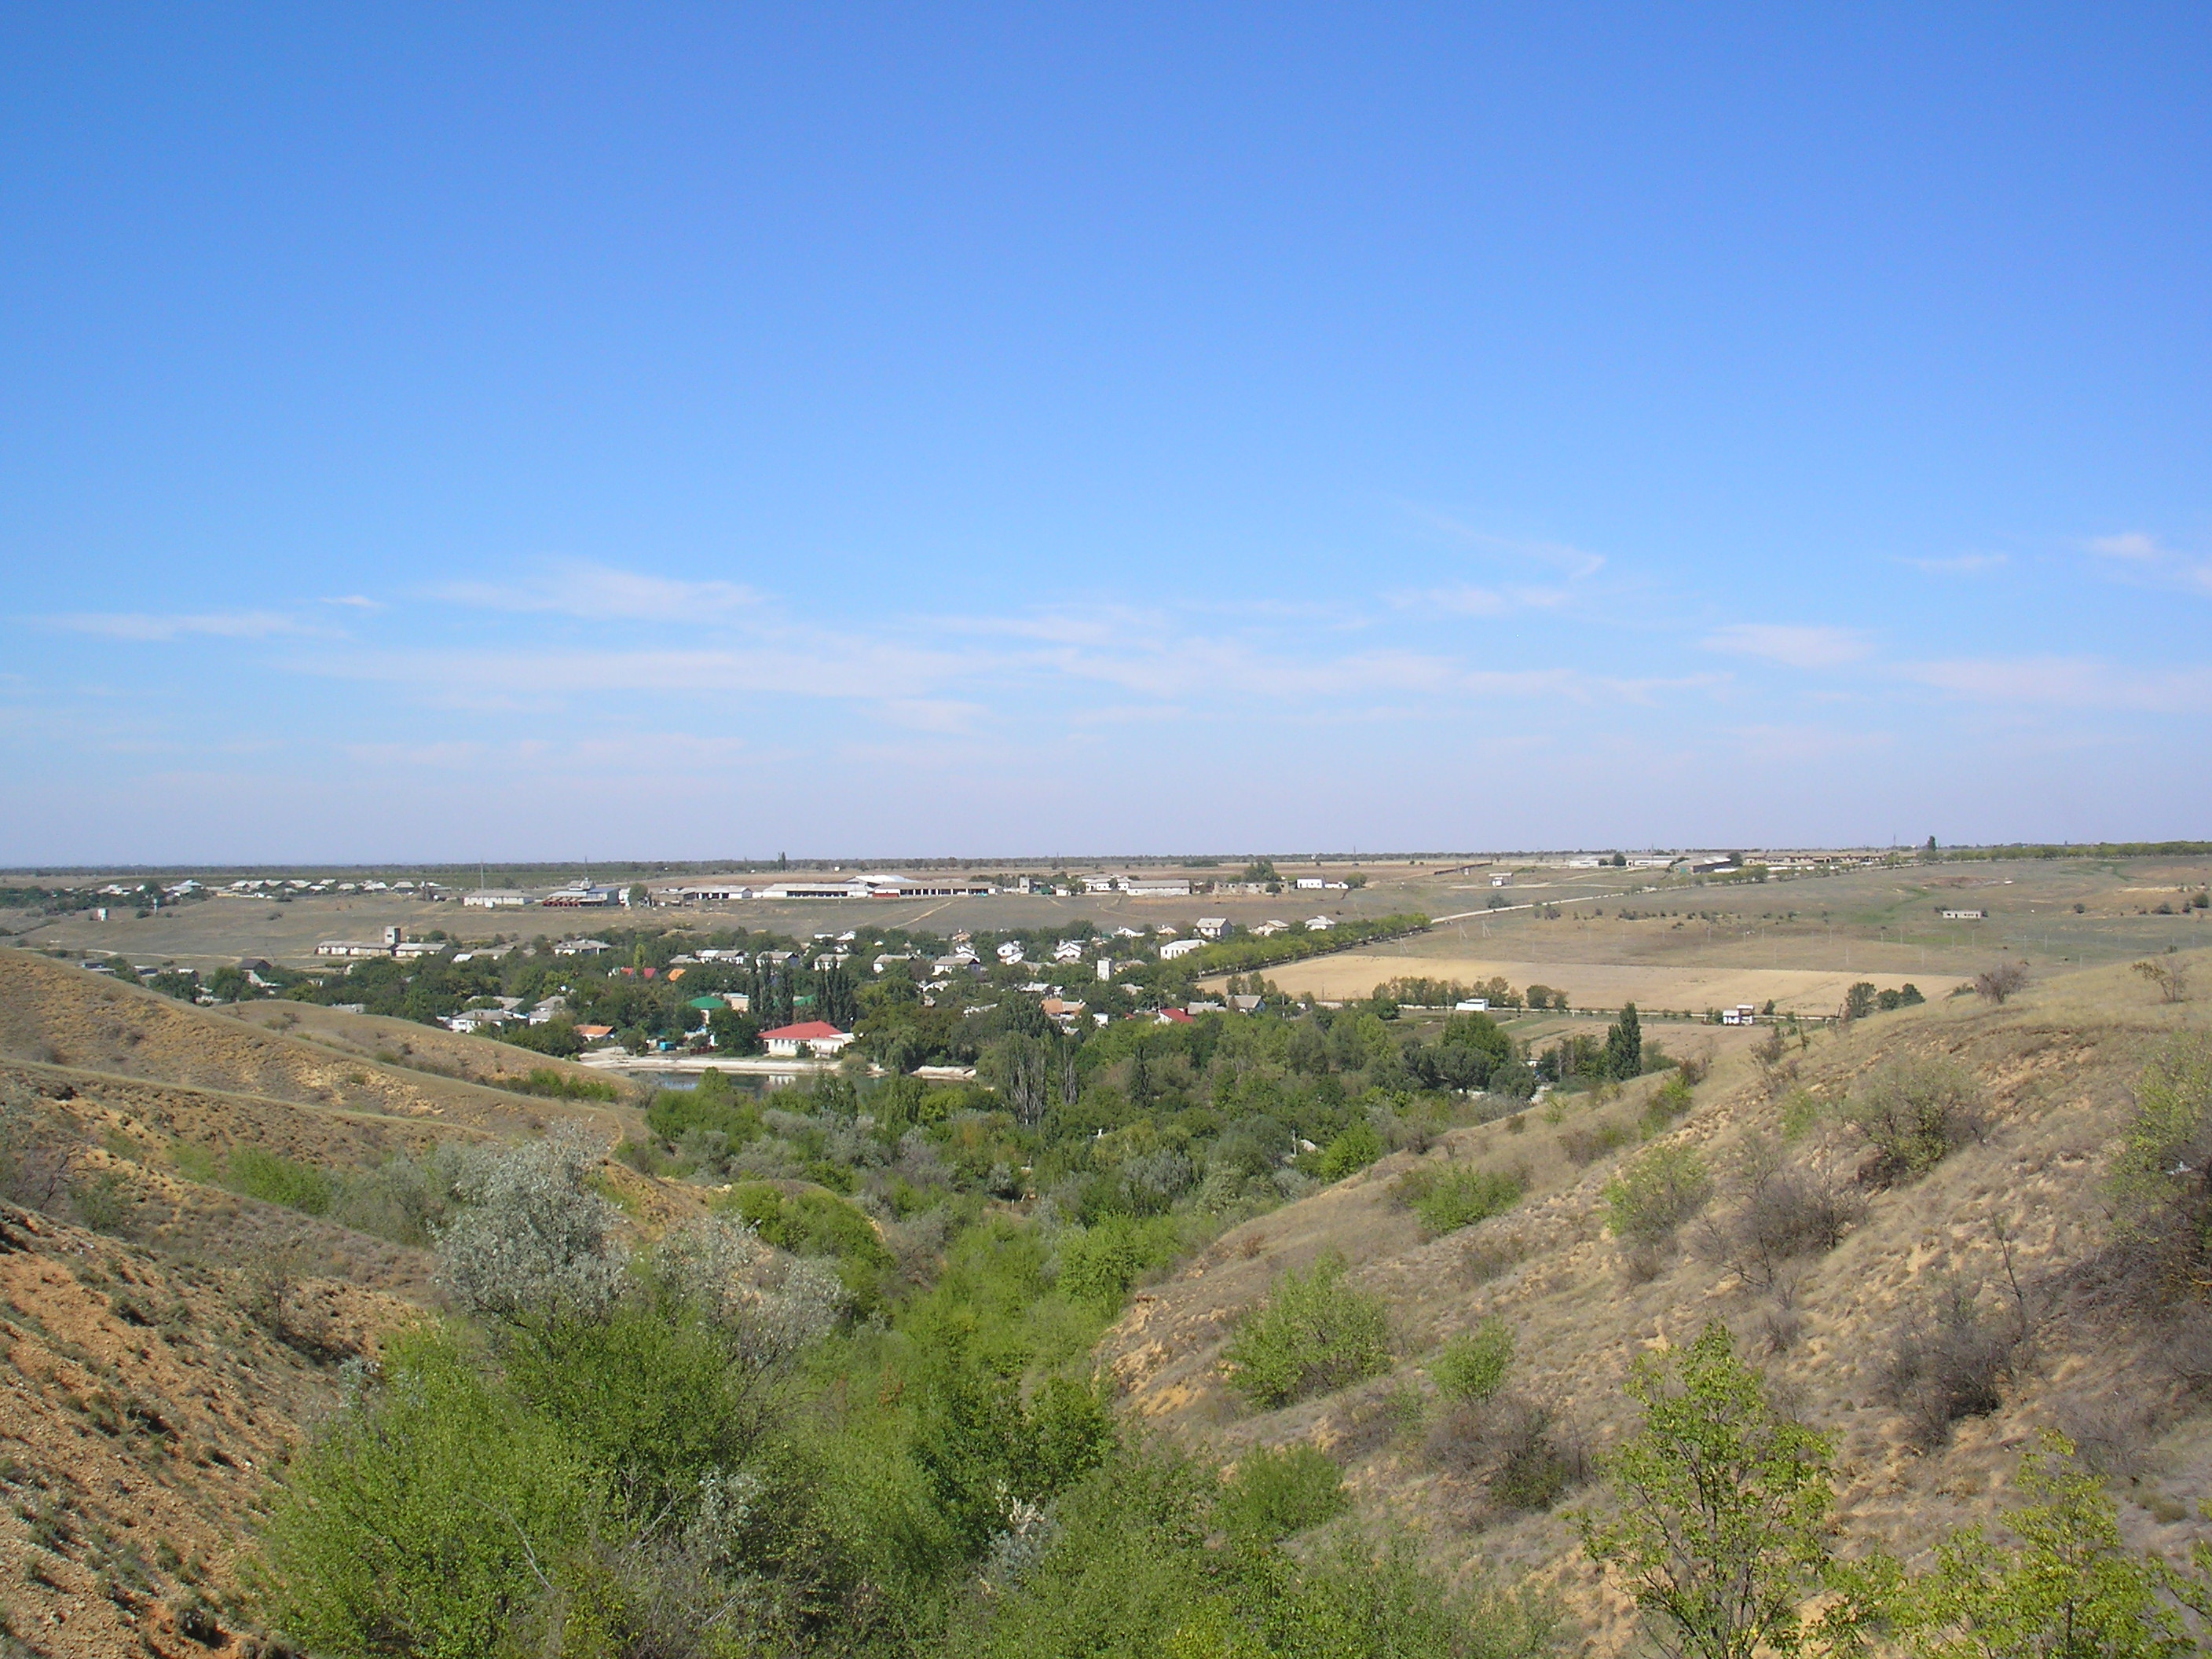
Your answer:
[1181,913,1430,979]
[1939,840,2212,860]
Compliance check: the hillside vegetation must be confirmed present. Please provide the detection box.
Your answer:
[1098,950,2212,1649]
[0,944,2207,1656]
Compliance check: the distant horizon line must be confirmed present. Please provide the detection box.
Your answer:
[7,839,2209,878]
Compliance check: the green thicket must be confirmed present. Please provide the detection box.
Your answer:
[257,1130,1520,1657]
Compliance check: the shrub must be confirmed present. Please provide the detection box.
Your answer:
[1645,1071,1695,1130]
[262,1328,604,1656]
[1426,1391,1582,1512]
[514,1067,617,1102]
[1216,1444,1347,1544]
[1222,1253,1392,1409]
[1561,1121,1636,1166]
[227,1146,335,1214]
[1881,1281,2020,1446]
[1485,1397,1583,1511]
[1057,1218,1149,1306]
[1842,1058,1987,1183]
[1575,1324,1840,1659]
[434,1126,627,1325]
[1697,1142,1862,1290]
[2107,1034,2212,1300]
[1317,1119,1385,1181]
[1973,961,2029,1004]
[649,1214,843,1367]
[1891,1430,2210,1659]
[716,1182,893,1310]
[2131,958,2192,1004]
[1393,1164,1527,1237]
[1434,1317,1514,1404]
[1603,1146,1712,1245]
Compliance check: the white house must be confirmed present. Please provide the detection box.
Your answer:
[761,1020,854,1058]
[1454,998,1490,1013]
[1159,938,1207,960]
[996,941,1026,964]
[1305,915,1335,931]
[1195,917,1230,940]
[1940,909,1987,921]
[552,938,611,956]
[1052,939,1085,962]
[1295,877,1325,890]
[1720,1004,1760,1025]
[1253,920,1290,937]
[462,889,530,908]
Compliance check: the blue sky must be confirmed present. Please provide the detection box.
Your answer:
[2,5,2207,863]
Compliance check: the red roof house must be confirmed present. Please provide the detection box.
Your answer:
[760,1020,855,1057]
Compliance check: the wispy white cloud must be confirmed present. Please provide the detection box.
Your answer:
[1900,552,2007,576]
[1701,623,1873,670]
[41,610,310,642]
[2081,531,2212,599]
[1899,655,2212,714]
[1397,507,1609,579]
[301,639,967,702]
[1387,582,1573,617]
[2086,532,2165,561]
[433,559,760,621]
[320,594,385,610]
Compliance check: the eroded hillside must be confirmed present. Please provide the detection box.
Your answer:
[1097,951,2212,1650]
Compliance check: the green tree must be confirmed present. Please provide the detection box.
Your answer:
[1897,1430,2204,1659]
[1576,1322,1839,1659]
[1606,1002,1644,1079]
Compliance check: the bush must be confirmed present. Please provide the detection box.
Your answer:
[1426,1390,1582,1512]
[1602,1145,1712,1244]
[1881,1281,2020,1446]
[434,1126,627,1324]
[1317,1119,1386,1181]
[2131,958,2192,1004]
[1645,1071,1695,1131]
[1575,1324,1839,1659]
[1973,961,2029,1004]
[1697,1143,1862,1290]
[512,1067,617,1102]
[1216,1444,1347,1544]
[262,1328,604,1656]
[1842,1058,1987,1183]
[2108,1035,2212,1301]
[1562,1121,1636,1166]
[1057,1218,1149,1306]
[1434,1317,1514,1404]
[1394,1164,1527,1237]
[226,1145,334,1214]
[716,1181,893,1310]
[1222,1252,1392,1409]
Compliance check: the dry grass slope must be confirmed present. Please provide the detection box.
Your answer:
[1096,950,2212,1653]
